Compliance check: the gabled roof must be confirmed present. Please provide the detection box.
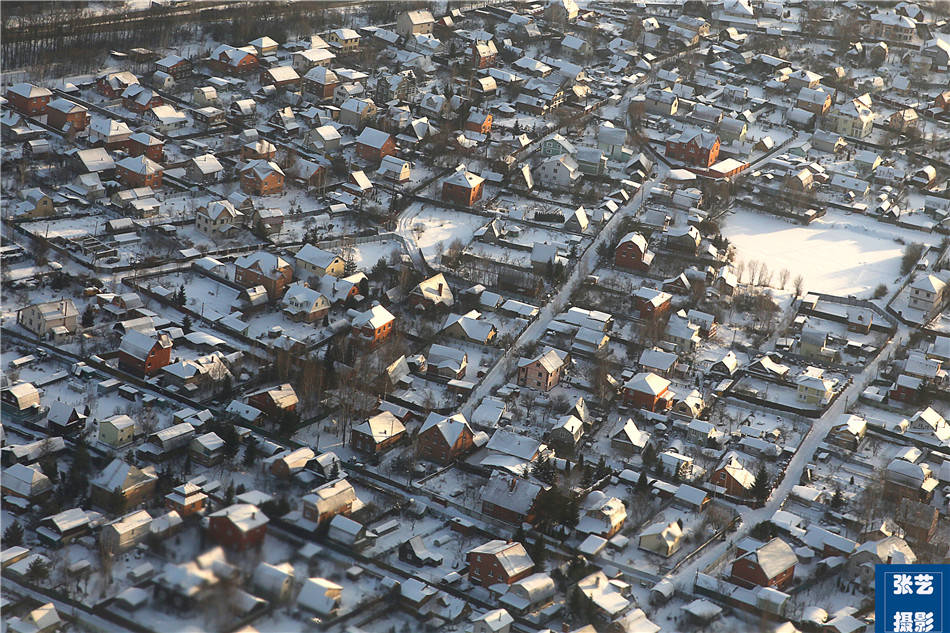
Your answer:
[443,169,484,189]
[352,411,406,442]
[355,127,391,150]
[624,371,670,395]
[419,412,472,447]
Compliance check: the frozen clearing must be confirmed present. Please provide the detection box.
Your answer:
[723,207,939,297]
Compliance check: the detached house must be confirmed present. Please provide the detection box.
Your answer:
[127,132,164,162]
[240,160,284,195]
[472,40,498,68]
[417,412,477,464]
[665,131,720,167]
[260,66,300,89]
[118,331,173,377]
[827,94,875,138]
[710,452,755,498]
[410,274,454,310]
[46,98,90,131]
[517,348,568,391]
[622,372,673,412]
[302,66,339,100]
[908,274,946,315]
[234,252,294,300]
[615,232,654,271]
[355,127,395,162]
[397,9,435,37]
[281,282,331,322]
[442,169,484,206]
[467,540,534,588]
[208,504,268,550]
[211,44,259,75]
[295,244,345,279]
[730,538,797,590]
[116,155,163,189]
[481,472,544,524]
[88,117,132,150]
[17,299,79,339]
[196,200,242,237]
[326,28,361,53]
[5,83,52,115]
[351,305,396,346]
[350,412,406,454]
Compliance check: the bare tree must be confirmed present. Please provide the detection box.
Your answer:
[778,268,790,290]
[793,274,805,297]
[748,260,761,286]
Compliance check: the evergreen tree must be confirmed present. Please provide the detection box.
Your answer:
[25,557,50,584]
[530,534,547,570]
[176,285,187,306]
[831,486,844,509]
[3,521,23,547]
[81,304,95,328]
[751,465,771,503]
[182,314,193,331]
[243,439,259,468]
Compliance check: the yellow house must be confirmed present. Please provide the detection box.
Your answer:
[326,28,360,53]
[797,367,834,405]
[99,414,137,448]
[295,244,345,279]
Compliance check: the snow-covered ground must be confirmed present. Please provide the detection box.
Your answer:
[723,207,942,297]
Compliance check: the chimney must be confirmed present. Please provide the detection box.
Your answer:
[508,477,516,492]
[562,624,569,633]
[437,282,444,295]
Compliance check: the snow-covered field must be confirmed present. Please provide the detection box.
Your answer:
[723,207,940,297]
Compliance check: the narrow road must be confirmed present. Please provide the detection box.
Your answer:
[666,328,905,590]
[461,170,666,418]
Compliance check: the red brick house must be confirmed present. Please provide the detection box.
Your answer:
[665,131,720,167]
[234,251,294,300]
[116,155,163,188]
[710,453,755,498]
[303,66,339,100]
[517,348,568,392]
[614,231,654,271]
[241,160,285,195]
[46,98,90,131]
[127,132,164,162]
[164,483,207,517]
[247,383,299,417]
[117,331,173,377]
[350,411,406,454]
[464,110,492,134]
[730,538,797,590]
[481,473,543,525]
[417,412,476,464]
[97,71,140,98]
[355,127,396,162]
[633,287,672,321]
[466,540,534,587]
[210,44,259,75]
[208,504,268,550]
[471,40,498,68]
[155,54,193,78]
[622,372,673,411]
[122,85,163,113]
[5,83,52,115]
[351,305,396,347]
[442,169,485,206]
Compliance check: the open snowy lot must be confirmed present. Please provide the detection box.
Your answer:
[723,207,943,297]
